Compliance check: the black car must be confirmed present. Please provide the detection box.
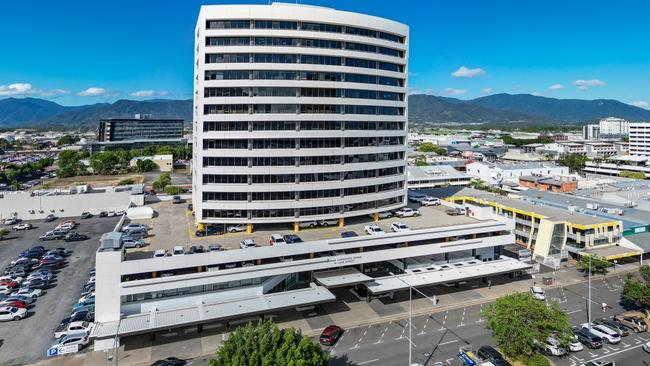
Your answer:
[151,357,187,366]
[44,214,57,222]
[59,310,94,327]
[22,278,49,289]
[80,212,92,219]
[341,231,359,238]
[189,245,205,254]
[283,234,303,244]
[99,211,108,217]
[64,232,90,241]
[172,195,183,204]
[477,345,512,366]
[574,327,604,349]
[195,226,224,237]
[187,204,193,211]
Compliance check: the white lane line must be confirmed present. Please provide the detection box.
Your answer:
[445,358,454,364]
[357,359,379,365]
[566,309,582,314]
[438,339,459,346]
[586,342,647,363]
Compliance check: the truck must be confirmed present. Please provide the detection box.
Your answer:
[446,207,467,216]
[625,201,637,208]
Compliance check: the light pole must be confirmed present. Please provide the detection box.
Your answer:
[389,272,437,366]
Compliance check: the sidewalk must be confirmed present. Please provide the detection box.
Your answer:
[32,262,642,366]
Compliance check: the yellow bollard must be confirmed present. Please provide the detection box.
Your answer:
[246,223,253,234]
[339,217,344,228]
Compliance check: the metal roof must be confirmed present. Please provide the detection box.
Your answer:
[314,268,374,288]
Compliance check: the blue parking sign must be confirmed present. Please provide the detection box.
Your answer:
[47,347,58,357]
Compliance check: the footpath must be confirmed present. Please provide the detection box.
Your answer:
[32,262,643,366]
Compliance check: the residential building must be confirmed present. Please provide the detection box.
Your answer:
[629,122,650,156]
[192,3,409,229]
[98,115,184,142]
[465,162,569,185]
[598,117,629,138]
[583,124,600,140]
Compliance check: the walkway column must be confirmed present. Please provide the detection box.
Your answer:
[339,217,344,228]
[246,223,253,234]
[294,221,300,232]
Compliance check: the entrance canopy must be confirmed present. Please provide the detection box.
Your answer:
[314,268,374,288]
[365,257,531,294]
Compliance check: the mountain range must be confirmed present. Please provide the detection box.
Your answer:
[2,93,650,130]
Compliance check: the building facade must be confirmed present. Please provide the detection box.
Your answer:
[598,117,629,138]
[465,162,569,185]
[629,122,650,156]
[192,3,409,226]
[98,115,184,142]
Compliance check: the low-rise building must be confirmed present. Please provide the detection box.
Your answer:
[466,162,568,185]
[407,165,471,189]
[129,154,173,172]
[518,175,578,193]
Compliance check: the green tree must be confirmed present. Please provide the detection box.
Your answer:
[485,292,572,365]
[558,153,588,173]
[577,254,613,275]
[134,159,158,173]
[417,142,447,155]
[57,150,85,178]
[152,172,172,190]
[0,228,7,241]
[622,265,650,316]
[414,158,428,167]
[56,134,80,146]
[4,168,19,186]
[118,178,135,186]
[620,170,646,180]
[209,320,328,366]
[164,185,182,195]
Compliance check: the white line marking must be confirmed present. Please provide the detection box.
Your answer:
[567,309,582,314]
[438,339,459,346]
[357,359,379,365]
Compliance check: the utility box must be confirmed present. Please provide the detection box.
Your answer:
[543,277,553,285]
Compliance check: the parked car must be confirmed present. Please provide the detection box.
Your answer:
[0,299,27,309]
[530,286,546,301]
[151,357,187,366]
[317,219,339,227]
[49,333,90,353]
[80,212,92,219]
[364,225,385,235]
[189,245,205,254]
[319,325,343,346]
[0,306,27,321]
[643,340,650,353]
[64,232,89,242]
[171,246,185,256]
[390,222,410,232]
[594,318,628,337]
[72,298,95,311]
[195,226,224,237]
[395,208,420,218]
[44,214,57,222]
[39,232,63,241]
[123,227,147,238]
[240,239,256,249]
[408,192,427,203]
[340,231,358,238]
[269,234,287,246]
[581,323,620,344]
[540,336,567,356]
[283,234,303,244]
[60,311,94,326]
[477,345,511,366]
[122,223,149,232]
[14,288,43,297]
[20,278,49,290]
[56,222,75,231]
[567,333,583,352]
[613,314,647,333]
[420,197,442,206]
[153,249,167,258]
[226,224,247,233]
[574,327,603,349]
[172,195,183,204]
[107,210,116,217]
[122,237,145,248]
[368,211,393,219]
[446,207,467,216]
[12,223,32,230]
[208,244,222,252]
[54,321,94,339]
[98,211,108,218]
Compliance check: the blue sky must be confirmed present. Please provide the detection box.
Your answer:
[1,0,649,107]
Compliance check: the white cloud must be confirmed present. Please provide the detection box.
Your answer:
[481,87,493,94]
[0,83,34,96]
[158,91,170,97]
[451,66,486,78]
[77,87,106,97]
[632,101,649,109]
[129,90,155,97]
[531,92,543,96]
[572,79,606,90]
[444,88,468,96]
[548,84,564,90]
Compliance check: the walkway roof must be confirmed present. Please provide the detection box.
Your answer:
[314,268,374,288]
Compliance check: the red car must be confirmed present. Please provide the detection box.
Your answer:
[319,325,343,346]
[0,281,18,289]
[1,299,27,308]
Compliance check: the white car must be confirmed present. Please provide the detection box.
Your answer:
[240,239,256,249]
[643,340,650,353]
[78,293,94,304]
[420,197,441,206]
[226,224,246,233]
[0,306,27,321]
[408,192,427,202]
[14,288,43,297]
[0,286,14,295]
[12,223,32,230]
[568,334,583,352]
[153,249,166,258]
[367,211,393,219]
[364,225,385,235]
[56,222,75,231]
[581,323,621,344]
[530,286,546,301]
[3,218,18,225]
[122,223,149,232]
[395,208,421,218]
[54,321,94,339]
[171,246,185,256]
[48,333,89,356]
[390,222,411,232]
[543,336,566,356]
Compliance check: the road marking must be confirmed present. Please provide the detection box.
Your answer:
[357,359,379,365]
[567,309,582,314]
[445,358,454,364]
[586,341,647,363]
[439,339,459,346]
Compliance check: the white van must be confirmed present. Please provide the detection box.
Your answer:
[172,246,185,256]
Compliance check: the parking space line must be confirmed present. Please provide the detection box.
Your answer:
[438,339,458,346]
[357,359,379,365]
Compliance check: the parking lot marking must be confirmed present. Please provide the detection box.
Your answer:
[445,358,454,364]
[438,339,458,346]
[357,359,379,365]
[586,342,646,363]
[566,309,582,314]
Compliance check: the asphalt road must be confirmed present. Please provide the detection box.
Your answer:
[0,216,119,365]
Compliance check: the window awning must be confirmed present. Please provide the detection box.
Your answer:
[365,257,532,294]
[314,268,374,288]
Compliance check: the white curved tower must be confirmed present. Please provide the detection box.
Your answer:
[193,2,409,226]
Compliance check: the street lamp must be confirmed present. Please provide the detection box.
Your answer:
[388,272,437,366]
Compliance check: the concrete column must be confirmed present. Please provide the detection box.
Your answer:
[339,217,344,228]
[374,212,379,222]
[294,222,300,232]
[197,266,203,273]
[246,223,253,234]
[151,271,157,278]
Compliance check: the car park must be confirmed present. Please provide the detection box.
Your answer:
[594,318,628,337]
[420,197,441,206]
[0,306,27,321]
[283,234,303,244]
[390,222,410,232]
[395,207,420,217]
[476,345,511,366]
[530,286,546,300]
[269,234,287,246]
[319,325,343,346]
[122,237,145,248]
[64,232,89,242]
[574,327,603,349]
[581,323,620,344]
[613,314,647,332]
[171,246,185,256]
[12,223,33,230]
[240,239,256,249]
[364,225,385,235]
[341,231,358,238]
